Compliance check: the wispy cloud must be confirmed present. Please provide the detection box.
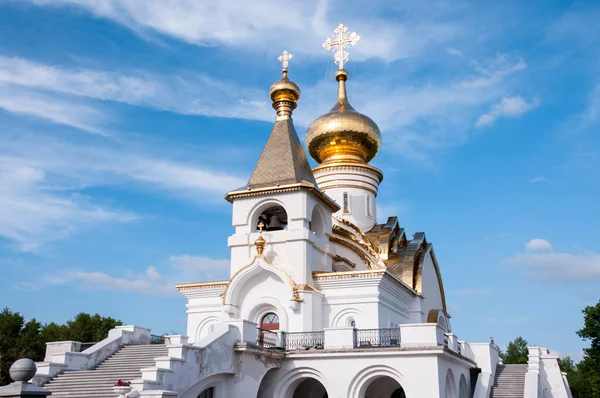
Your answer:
[476,95,539,128]
[529,176,561,185]
[0,56,272,124]
[0,83,108,135]
[0,132,245,250]
[27,0,461,62]
[41,255,229,296]
[512,240,600,283]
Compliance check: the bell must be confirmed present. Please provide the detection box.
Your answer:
[266,214,284,231]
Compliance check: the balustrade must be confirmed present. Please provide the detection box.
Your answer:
[257,328,278,348]
[282,331,325,350]
[355,328,401,348]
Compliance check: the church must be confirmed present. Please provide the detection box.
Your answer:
[33,24,572,398]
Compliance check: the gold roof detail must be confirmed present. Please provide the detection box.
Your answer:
[226,55,327,198]
[305,70,381,165]
[269,50,300,119]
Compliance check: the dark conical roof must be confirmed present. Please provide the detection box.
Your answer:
[246,118,317,189]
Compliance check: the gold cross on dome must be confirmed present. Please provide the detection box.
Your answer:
[258,221,265,233]
[322,23,360,70]
[278,50,293,70]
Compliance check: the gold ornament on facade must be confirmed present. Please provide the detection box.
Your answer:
[255,222,267,255]
[305,24,381,165]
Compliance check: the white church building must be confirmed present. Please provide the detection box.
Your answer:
[34,25,572,398]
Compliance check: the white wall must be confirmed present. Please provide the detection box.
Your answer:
[420,253,445,321]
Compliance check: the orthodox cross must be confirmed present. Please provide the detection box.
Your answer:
[257,221,265,234]
[322,23,360,70]
[278,50,293,70]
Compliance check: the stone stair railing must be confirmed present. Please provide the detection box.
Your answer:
[34,325,152,385]
[525,347,572,398]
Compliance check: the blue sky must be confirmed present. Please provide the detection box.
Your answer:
[0,0,598,359]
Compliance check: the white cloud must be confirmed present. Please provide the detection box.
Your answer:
[512,240,600,282]
[27,0,460,62]
[525,238,553,252]
[455,289,493,296]
[42,255,230,296]
[476,95,539,127]
[0,132,245,250]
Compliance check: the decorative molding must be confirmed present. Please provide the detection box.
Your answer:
[175,281,229,291]
[222,255,303,305]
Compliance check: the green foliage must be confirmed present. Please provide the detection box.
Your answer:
[502,336,529,364]
[0,308,122,386]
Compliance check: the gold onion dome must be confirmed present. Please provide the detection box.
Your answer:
[269,51,300,118]
[305,69,381,164]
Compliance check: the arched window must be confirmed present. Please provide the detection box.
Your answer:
[366,195,372,217]
[343,192,350,213]
[198,387,215,398]
[260,312,280,331]
[350,320,356,327]
[257,205,288,231]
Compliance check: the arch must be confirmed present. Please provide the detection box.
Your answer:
[310,205,325,237]
[348,365,406,398]
[247,297,290,331]
[223,256,300,307]
[274,367,329,398]
[458,374,469,398]
[332,308,363,328]
[195,316,220,342]
[198,387,214,398]
[445,369,457,398]
[247,199,289,232]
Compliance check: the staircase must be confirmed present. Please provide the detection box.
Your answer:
[44,344,168,397]
[490,364,527,398]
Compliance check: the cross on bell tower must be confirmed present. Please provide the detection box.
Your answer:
[322,23,361,69]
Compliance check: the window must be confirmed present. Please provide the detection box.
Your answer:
[350,320,356,327]
[260,312,280,331]
[343,192,350,213]
[199,387,215,398]
[366,195,372,217]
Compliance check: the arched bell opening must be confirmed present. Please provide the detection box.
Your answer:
[292,378,328,398]
[364,376,405,398]
[257,205,288,231]
[310,206,325,237]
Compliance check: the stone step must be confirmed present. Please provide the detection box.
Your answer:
[44,344,168,397]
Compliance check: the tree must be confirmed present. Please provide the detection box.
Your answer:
[0,308,44,385]
[502,336,529,364]
[0,308,123,386]
[572,300,600,398]
[67,313,122,343]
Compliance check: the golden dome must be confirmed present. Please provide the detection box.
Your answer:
[269,69,300,118]
[305,69,381,164]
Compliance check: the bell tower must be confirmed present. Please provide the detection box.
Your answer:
[225,51,339,285]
